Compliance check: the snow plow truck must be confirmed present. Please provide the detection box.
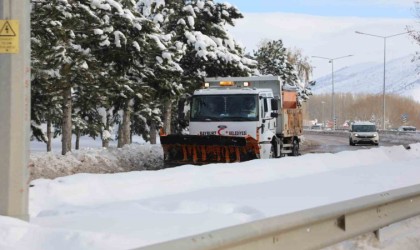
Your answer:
[160,76,303,165]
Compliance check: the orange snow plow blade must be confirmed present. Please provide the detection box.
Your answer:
[160,134,260,166]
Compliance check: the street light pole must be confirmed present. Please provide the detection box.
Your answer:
[383,37,386,129]
[321,101,325,130]
[355,30,410,130]
[331,60,334,129]
[312,55,353,130]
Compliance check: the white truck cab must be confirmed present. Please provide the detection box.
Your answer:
[189,87,277,159]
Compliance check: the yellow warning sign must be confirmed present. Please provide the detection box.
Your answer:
[0,20,19,53]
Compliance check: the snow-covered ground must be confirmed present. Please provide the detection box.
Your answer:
[2,142,420,249]
[29,135,163,180]
[29,144,163,180]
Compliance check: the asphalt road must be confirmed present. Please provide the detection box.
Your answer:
[300,132,397,155]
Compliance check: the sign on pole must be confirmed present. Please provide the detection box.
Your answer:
[0,20,19,53]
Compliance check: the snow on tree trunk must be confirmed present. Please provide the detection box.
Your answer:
[163,99,172,134]
[102,117,111,148]
[102,137,110,148]
[61,86,72,155]
[118,107,132,148]
[150,120,157,144]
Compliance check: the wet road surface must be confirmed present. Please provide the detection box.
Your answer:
[300,132,397,155]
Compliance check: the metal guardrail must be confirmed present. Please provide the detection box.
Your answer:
[134,184,420,250]
[304,129,420,143]
[305,128,420,135]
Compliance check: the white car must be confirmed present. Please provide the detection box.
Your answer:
[349,122,379,146]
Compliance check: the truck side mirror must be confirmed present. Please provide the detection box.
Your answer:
[271,99,279,111]
[178,95,191,120]
[270,112,278,118]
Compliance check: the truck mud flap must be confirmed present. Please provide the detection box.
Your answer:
[160,135,260,166]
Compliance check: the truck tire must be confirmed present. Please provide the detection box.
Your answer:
[269,144,276,158]
[349,138,355,146]
[279,141,285,158]
[291,139,299,156]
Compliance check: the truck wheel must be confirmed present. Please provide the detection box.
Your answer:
[291,139,299,156]
[269,144,276,158]
[279,142,285,158]
[349,138,355,146]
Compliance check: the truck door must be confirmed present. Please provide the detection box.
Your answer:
[261,97,276,132]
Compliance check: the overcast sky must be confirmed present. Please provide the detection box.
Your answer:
[220,0,420,79]
[222,0,415,18]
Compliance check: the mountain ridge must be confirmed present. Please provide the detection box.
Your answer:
[312,55,420,100]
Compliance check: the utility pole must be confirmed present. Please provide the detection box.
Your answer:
[312,54,353,130]
[355,30,410,130]
[0,0,31,220]
[321,101,325,130]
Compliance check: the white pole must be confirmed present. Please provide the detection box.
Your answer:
[382,38,386,130]
[321,101,325,130]
[312,55,352,130]
[0,0,30,220]
[331,60,335,130]
[355,30,409,130]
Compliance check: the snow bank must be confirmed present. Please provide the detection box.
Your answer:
[29,144,163,181]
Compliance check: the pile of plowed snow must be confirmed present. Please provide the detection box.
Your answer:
[29,144,163,181]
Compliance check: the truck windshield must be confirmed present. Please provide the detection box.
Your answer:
[190,94,259,121]
[352,125,377,132]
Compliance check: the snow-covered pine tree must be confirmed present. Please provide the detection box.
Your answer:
[31,0,171,150]
[182,1,256,79]
[253,39,298,84]
[176,0,256,91]
[90,0,179,146]
[31,0,258,150]
[253,39,315,104]
[136,0,186,139]
[72,80,105,150]
[31,0,64,152]
[137,0,257,138]
[30,76,62,152]
[31,0,104,154]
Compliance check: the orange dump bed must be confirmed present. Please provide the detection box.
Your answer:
[282,91,297,109]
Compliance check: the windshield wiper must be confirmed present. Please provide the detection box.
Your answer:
[224,116,252,121]
[197,116,217,121]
